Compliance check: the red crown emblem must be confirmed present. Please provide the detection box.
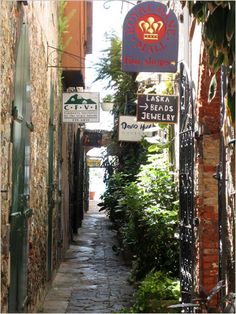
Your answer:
[138,16,164,40]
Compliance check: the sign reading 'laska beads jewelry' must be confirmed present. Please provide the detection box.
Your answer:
[137,94,178,123]
[122,1,178,73]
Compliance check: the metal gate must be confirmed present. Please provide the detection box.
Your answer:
[9,23,32,313]
[179,62,195,307]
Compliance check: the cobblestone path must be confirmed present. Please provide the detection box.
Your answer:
[42,205,134,313]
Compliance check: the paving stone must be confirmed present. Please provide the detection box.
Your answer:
[42,207,135,313]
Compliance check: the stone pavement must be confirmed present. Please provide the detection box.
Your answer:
[42,201,135,313]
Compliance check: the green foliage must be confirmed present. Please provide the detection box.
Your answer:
[101,145,179,279]
[102,94,113,103]
[184,1,235,121]
[120,151,179,278]
[101,172,130,229]
[126,271,180,313]
[94,34,137,115]
[96,33,179,282]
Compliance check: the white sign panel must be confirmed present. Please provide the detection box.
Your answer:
[63,92,99,123]
[118,115,154,142]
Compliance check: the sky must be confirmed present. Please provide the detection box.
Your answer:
[85,0,133,96]
[85,0,134,130]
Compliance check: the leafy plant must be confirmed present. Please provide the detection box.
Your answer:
[125,271,180,313]
[100,143,179,279]
[96,34,179,281]
[94,34,138,116]
[100,171,130,229]
[119,149,179,278]
[182,1,235,121]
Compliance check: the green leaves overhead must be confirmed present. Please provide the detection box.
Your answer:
[204,6,226,46]
[94,34,137,115]
[226,3,235,42]
[185,1,235,121]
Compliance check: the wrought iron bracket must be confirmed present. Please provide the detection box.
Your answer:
[103,0,136,10]
[47,44,90,69]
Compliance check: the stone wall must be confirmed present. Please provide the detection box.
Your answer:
[0,1,18,312]
[0,1,64,312]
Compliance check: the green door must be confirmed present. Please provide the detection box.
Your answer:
[47,82,55,280]
[9,24,32,313]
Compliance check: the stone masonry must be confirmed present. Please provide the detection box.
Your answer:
[194,48,220,309]
[0,2,18,311]
[0,1,62,312]
[42,204,135,313]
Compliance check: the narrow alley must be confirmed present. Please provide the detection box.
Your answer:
[1,1,235,313]
[42,201,135,313]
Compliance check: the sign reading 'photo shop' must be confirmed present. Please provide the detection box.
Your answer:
[118,115,154,142]
[122,1,178,73]
[137,94,178,123]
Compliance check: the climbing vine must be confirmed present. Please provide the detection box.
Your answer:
[182,1,235,120]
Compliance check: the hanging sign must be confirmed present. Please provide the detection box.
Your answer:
[63,92,99,123]
[137,94,178,123]
[82,131,102,147]
[122,1,178,73]
[87,159,102,168]
[118,115,154,142]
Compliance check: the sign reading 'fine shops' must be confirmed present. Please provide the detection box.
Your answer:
[137,94,178,123]
[122,1,179,73]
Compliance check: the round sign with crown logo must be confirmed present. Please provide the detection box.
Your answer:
[122,1,178,73]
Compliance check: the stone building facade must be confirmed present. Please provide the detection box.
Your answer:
[0,1,92,312]
[1,1,61,312]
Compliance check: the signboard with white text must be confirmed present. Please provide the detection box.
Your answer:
[118,115,154,142]
[137,94,178,123]
[63,92,99,123]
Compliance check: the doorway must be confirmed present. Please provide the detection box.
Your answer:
[9,23,32,313]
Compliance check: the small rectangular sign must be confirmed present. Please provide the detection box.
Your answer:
[87,159,102,168]
[82,131,102,147]
[137,94,178,123]
[118,115,154,142]
[63,92,99,123]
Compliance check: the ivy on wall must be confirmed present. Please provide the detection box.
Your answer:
[181,1,235,121]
